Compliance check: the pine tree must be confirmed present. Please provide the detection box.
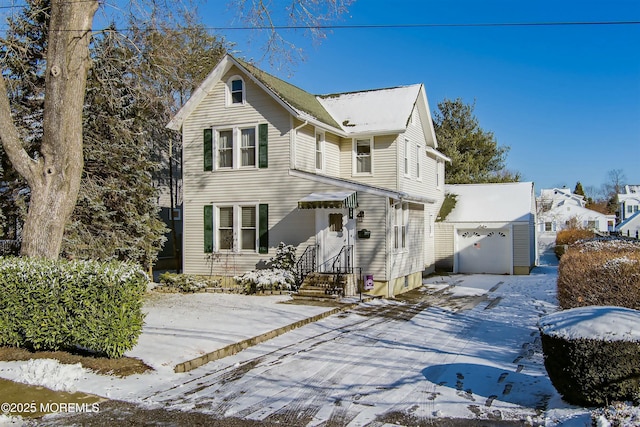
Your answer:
[574,182,585,197]
[433,98,520,184]
[0,0,49,238]
[61,27,167,267]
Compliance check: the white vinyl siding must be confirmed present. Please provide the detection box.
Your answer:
[389,202,425,280]
[341,135,397,189]
[182,65,292,274]
[434,222,455,271]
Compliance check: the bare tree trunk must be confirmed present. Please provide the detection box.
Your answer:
[0,0,98,258]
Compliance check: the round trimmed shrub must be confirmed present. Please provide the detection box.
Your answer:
[539,306,640,406]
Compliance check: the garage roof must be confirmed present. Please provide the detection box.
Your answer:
[444,182,535,223]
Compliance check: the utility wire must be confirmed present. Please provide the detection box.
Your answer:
[0,20,638,33]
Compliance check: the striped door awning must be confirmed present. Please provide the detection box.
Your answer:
[298,191,358,209]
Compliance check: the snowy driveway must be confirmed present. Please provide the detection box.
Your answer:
[5,264,586,426]
[140,268,560,425]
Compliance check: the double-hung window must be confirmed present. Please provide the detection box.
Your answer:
[217,205,257,251]
[393,202,408,251]
[355,138,372,174]
[218,130,233,168]
[241,128,256,167]
[403,139,409,177]
[315,131,325,171]
[218,206,234,250]
[416,143,422,180]
[241,206,257,250]
[216,126,259,169]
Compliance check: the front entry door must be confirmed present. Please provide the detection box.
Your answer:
[316,209,355,272]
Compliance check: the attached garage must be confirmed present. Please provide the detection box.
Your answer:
[435,182,537,275]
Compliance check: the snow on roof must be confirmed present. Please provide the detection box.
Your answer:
[622,185,640,195]
[317,85,421,134]
[444,182,534,222]
[539,306,640,342]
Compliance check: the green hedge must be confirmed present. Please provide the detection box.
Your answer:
[541,332,640,406]
[0,257,147,358]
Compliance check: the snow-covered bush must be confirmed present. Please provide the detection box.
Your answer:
[235,269,296,294]
[592,401,640,426]
[540,306,640,406]
[269,242,296,271]
[557,238,640,309]
[158,272,218,292]
[0,257,147,358]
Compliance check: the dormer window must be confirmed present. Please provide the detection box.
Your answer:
[227,76,245,105]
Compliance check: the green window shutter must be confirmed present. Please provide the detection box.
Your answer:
[258,123,268,168]
[259,204,269,254]
[204,205,214,253]
[204,129,213,171]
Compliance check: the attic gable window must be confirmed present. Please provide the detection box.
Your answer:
[227,76,245,106]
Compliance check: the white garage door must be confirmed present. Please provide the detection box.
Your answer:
[457,229,511,274]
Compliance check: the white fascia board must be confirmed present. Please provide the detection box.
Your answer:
[418,84,440,149]
[426,146,452,162]
[166,56,234,131]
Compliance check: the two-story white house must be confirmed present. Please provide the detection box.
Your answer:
[167,55,448,297]
[537,187,615,234]
[619,185,640,221]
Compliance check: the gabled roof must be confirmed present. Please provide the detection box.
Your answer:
[234,57,341,129]
[318,85,422,134]
[539,188,585,208]
[616,211,640,231]
[621,185,640,195]
[168,54,439,146]
[444,182,535,222]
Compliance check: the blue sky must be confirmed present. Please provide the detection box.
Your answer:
[2,0,638,196]
[196,0,640,196]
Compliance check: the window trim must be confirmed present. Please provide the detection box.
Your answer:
[217,129,234,169]
[214,124,261,170]
[392,202,409,252]
[240,127,256,168]
[353,137,373,176]
[403,138,410,178]
[215,204,260,253]
[315,130,325,172]
[416,143,422,181]
[226,75,246,106]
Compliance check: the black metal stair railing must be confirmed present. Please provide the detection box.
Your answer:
[295,244,317,286]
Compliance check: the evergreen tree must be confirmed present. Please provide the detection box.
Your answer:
[433,98,520,184]
[574,182,585,197]
[0,0,49,237]
[61,27,167,267]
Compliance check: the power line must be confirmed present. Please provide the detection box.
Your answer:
[0,20,638,33]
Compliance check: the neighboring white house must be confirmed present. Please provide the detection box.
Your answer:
[167,55,448,297]
[616,211,640,239]
[434,182,537,275]
[537,187,615,234]
[619,185,640,221]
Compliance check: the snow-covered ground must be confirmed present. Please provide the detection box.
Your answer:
[0,259,637,426]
